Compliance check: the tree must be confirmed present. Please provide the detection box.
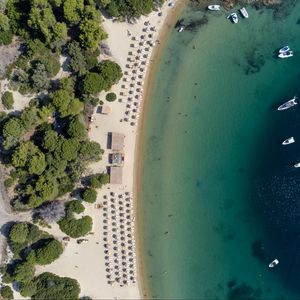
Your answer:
[0,286,14,300]
[82,187,97,203]
[58,216,92,238]
[51,22,68,49]
[59,138,79,161]
[38,54,61,77]
[31,63,50,91]
[106,92,116,102]
[67,200,85,214]
[13,261,35,283]
[79,19,107,49]
[97,60,122,90]
[0,12,13,45]
[31,272,80,300]
[42,130,59,152]
[35,176,59,201]
[67,116,87,139]
[2,91,14,109]
[79,140,103,161]
[9,222,29,244]
[82,72,105,95]
[34,238,63,265]
[63,0,84,25]
[37,200,65,223]
[90,173,110,188]
[68,41,87,75]
[2,117,24,149]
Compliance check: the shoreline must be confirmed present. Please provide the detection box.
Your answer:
[133,1,188,298]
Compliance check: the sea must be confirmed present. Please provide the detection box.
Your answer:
[139,1,300,299]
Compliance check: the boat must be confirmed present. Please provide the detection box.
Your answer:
[177,26,184,32]
[279,45,290,53]
[294,163,300,168]
[278,50,293,58]
[208,4,221,11]
[239,7,249,18]
[277,96,297,111]
[282,137,295,145]
[269,259,279,268]
[227,13,238,23]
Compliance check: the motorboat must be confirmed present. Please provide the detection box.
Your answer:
[269,259,279,268]
[227,13,238,23]
[279,45,290,53]
[278,50,293,58]
[208,5,221,11]
[277,96,297,111]
[177,26,184,32]
[239,7,249,18]
[282,137,295,145]
[294,163,300,168]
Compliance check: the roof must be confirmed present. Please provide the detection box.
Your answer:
[111,153,123,165]
[100,105,111,114]
[110,166,123,184]
[110,132,125,151]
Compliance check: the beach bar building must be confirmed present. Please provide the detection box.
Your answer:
[110,166,123,184]
[109,132,125,151]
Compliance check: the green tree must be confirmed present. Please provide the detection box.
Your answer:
[0,285,14,300]
[67,116,87,139]
[0,12,13,45]
[58,216,92,238]
[9,222,29,244]
[82,72,105,95]
[13,261,35,283]
[79,140,103,161]
[63,0,84,25]
[51,22,68,48]
[59,138,80,161]
[90,173,110,188]
[38,54,60,77]
[2,91,14,109]
[67,200,85,214]
[31,63,50,91]
[42,130,59,152]
[35,176,59,201]
[2,117,24,149]
[68,41,87,75]
[97,60,122,90]
[82,187,97,203]
[34,238,63,265]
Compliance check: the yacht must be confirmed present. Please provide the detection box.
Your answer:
[208,5,221,11]
[277,96,297,111]
[278,50,293,58]
[177,26,185,32]
[269,259,279,268]
[282,137,295,145]
[279,45,290,53]
[239,7,249,18]
[294,163,300,168]
[227,13,238,23]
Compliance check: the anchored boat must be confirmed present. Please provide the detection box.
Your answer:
[239,7,249,18]
[269,259,279,268]
[294,163,300,168]
[208,4,221,11]
[227,13,238,24]
[282,137,295,145]
[277,96,297,111]
[279,45,290,53]
[278,50,293,58]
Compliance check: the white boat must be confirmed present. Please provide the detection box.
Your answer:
[239,7,249,18]
[208,5,221,11]
[227,13,238,23]
[294,163,300,168]
[282,137,295,145]
[177,26,184,32]
[278,50,293,58]
[269,259,279,268]
[277,96,297,110]
[279,45,290,53]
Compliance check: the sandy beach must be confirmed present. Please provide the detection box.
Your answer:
[32,1,187,299]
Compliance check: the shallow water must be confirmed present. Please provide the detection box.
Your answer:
[140,2,300,299]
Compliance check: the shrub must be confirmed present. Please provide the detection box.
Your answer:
[58,216,92,238]
[105,92,116,102]
[67,200,85,214]
[4,177,14,188]
[82,188,97,203]
[2,91,14,109]
[33,239,63,265]
[0,286,13,300]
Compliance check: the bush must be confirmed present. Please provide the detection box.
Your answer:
[90,173,110,188]
[105,92,116,102]
[67,200,85,214]
[2,91,14,109]
[31,272,80,300]
[0,286,13,300]
[58,216,92,238]
[82,188,97,203]
[33,238,63,265]
[4,177,14,188]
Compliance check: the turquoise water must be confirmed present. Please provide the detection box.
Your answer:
[140,2,300,299]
